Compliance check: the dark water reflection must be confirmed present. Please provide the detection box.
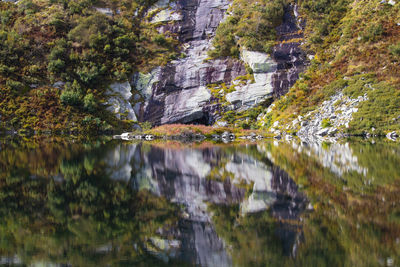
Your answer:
[0,137,399,266]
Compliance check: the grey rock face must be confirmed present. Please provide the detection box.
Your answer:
[226,50,277,110]
[106,82,137,121]
[131,1,307,126]
[133,0,246,125]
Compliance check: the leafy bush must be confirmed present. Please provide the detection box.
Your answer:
[68,14,111,46]
[47,59,65,74]
[0,0,179,133]
[6,79,26,92]
[83,93,97,112]
[152,34,167,46]
[209,0,286,59]
[60,90,82,106]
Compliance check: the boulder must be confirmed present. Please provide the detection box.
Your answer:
[225,50,277,110]
[216,121,228,127]
[121,132,134,140]
[53,81,65,89]
[106,82,137,121]
[221,131,235,141]
[145,134,155,141]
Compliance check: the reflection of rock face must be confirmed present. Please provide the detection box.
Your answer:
[104,143,307,265]
[104,143,137,182]
[290,141,368,178]
[141,146,245,222]
[177,220,232,267]
[270,165,308,221]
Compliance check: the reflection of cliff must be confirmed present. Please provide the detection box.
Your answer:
[104,143,307,265]
[112,144,308,221]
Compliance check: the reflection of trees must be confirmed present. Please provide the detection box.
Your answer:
[208,204,302,267]
[0,139,181,266]
[259,141,400,266]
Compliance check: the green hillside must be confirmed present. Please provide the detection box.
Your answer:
[262,0,400,136]
[0,0,178,134]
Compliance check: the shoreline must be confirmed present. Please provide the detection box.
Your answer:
[1,123,399,142]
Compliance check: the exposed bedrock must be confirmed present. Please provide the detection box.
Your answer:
[106,82,138,121]
[272,4,308,97]
[126,0,307,126]
[132,0,246,126]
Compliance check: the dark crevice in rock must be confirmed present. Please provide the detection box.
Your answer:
[272,4,308,98]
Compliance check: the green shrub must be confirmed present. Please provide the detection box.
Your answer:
[209,0,286,59]
[6,79,26,92]
[47,59,65,74]
[60,90,82,106]
[350,81,400,134]
[68,14,110,47]
[152,34,167,46]
[83,93,97,112]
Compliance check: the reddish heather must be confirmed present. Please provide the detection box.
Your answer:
[145,124,264,136]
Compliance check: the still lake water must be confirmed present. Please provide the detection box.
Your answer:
[0,137,400,266]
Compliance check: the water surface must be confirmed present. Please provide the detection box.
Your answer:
[0,137,399,266]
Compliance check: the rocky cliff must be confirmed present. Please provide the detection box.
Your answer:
[107,0,307,126]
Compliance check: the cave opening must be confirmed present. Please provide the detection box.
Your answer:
[185,112,214,126]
